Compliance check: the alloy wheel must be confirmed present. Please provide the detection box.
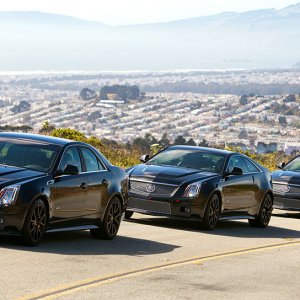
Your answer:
[208,195,220,227]
[262,195,273,225]
[106,201,121,236]
[30,203,46,243]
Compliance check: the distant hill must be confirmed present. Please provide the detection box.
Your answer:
[0,4,300,70]
[293,62,300,69]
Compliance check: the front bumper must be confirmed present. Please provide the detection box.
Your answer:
[0,206,26,235]
[274,194,300,211]
[127,193,204,219]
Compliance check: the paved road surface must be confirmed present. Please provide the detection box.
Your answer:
[0,210,299,300]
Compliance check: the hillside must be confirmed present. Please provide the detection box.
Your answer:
[0,4,300,70]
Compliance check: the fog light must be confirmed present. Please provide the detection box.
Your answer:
[0,217,4,224]
[185,208,190,213]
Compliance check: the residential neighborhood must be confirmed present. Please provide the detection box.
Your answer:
[0,70,299,154]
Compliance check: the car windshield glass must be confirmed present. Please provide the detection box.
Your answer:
[0,139,61,173]
[147,149,226,173]
[283,156,300,172]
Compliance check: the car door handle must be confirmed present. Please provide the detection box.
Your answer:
[80,182,88,189]
[102,179,108,186]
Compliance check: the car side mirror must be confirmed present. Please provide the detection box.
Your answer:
[140,154,150,163]
[229,167,243,176]
[62,164,79,175]
[277,162,286,169]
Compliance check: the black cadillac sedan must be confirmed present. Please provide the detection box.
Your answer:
[0,132,128,245]
[125,146,273,230]
[272,155,300,211]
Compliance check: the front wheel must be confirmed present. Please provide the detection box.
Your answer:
[90,197,122,240]
[248,194,273,228]
[20,199,48,246]
[202,193,221,230]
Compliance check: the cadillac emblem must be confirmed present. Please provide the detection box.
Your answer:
[146,183,156,193]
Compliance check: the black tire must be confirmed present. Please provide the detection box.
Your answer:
[20,199,48,246]
[248,193,273,228]
[90,197,122,240]
[202,193,221,230]
[124,211,134,220]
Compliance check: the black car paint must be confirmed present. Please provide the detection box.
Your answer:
[0,133,128,235]
[272,168,300,211]
[127,146,272,221]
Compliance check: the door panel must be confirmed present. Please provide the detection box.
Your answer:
[221,174,257,211]
[86,171,112,216]
[79,146,111,217]
[49,146,88,224]
[50,173,89,222]
[221,155,259,212]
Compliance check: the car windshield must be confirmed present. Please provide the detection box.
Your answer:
[283,156,300,172]
[0,139,61,173]
[147,149,226,173]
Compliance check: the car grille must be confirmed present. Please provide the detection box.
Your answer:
[273,183,300,194]
[130,180,178,196]
[127,198,171,214]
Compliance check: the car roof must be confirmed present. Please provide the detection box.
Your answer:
[167,145,233,155]
[0,132,72,146]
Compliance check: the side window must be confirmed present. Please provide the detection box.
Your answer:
[227,156,249,174]
[81,147,104,172]
[59,147,82,172]
[242,157,260,173]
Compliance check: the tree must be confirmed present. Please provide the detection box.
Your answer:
[283,94,296,103]
[39,121,56,135]
[174,135,187,145]
[100,85,141,101]
[278,116,287,125]
[186,138,196,146]
[79,88,97,100]
[11,100,31,113]
[159,133,170,148]
[239,95,248,105]
[198,138,209,147]
[132,133,157,152]
[238,128,248,139]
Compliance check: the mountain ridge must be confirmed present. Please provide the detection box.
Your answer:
[0,2,299,27]
[0,3,299,71]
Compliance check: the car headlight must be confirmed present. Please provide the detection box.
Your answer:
[184,182,202,198]
[0,185,20,207]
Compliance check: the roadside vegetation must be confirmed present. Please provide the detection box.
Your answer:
[46,126,294,171]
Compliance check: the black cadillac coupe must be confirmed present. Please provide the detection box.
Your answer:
[125,146,273,230]
[0,132,128,245]
[272,155,300,211]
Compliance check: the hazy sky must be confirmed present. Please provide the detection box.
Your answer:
[0,0,298,25]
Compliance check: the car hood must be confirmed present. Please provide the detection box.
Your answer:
[272,170,300,185]
[0,165,45,188]
[128,164,218,185]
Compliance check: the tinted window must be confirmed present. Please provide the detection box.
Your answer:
[0,138,60,172]
[81,147,104,172]
[147,149,226,173]
[227,156,248,173]
[242,157,260,172]
[59,147,82,172]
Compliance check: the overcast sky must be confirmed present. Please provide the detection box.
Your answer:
[0,0,298,25]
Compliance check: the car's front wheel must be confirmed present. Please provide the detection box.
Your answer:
[202,193,221,230]
[249,193,273,228]
[90,197,122,240]
[20,199,48,246]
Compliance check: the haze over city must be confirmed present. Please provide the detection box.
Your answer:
[0,1,300,70]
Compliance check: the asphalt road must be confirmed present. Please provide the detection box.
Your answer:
[1,209,299,300]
